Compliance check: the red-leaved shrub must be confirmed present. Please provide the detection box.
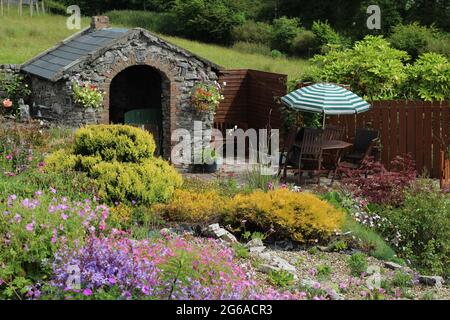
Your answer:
[342,155,417,206]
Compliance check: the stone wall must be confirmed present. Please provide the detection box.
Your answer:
[27,28,220,159]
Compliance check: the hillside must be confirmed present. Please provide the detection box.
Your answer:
[0,12,308,80]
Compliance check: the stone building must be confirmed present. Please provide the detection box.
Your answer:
[20,16,221,158]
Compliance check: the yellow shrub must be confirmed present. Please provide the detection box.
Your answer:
[109,203,133,227]
[224,189,345,243]
[153,189,228,223]
[91,158,182,204]
[74,124,156,162]
[45,125,182,205]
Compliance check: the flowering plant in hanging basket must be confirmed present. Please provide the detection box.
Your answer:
[191,81,225,113]
[71,79,105,109]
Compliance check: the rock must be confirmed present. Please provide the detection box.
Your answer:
[246,239,265,248]
[202,224,237,244]
[384,261,404,271]
[418,275,444,287]
[317,246,330,252]
[255,252,297,279]
[249,246,266,254]
[300,279,343,300]
[273,240,294,251]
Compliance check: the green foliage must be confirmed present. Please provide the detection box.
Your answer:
[291,30,317,57]
[311,21,349,53]
[232,42,271,56]
[46,125,181,205]
[0,71,31,115]
[328,240,348,252]
[347,253,368,277]
[380,181,450,276]
[303,36,410,100]
[405,52,450,101]
[231,243,250,259]
[268,270,295,288]
[73,125,156,163]
[389,23,437,60]
[316,264,332,281]
[392,271,413,288]
[171,0,245,44]
[106,10,178,35]
[271,17,302,54]
[0,193,105,299]
[231,20,273,45]
[343,218,397,262]
[244,164,279,192]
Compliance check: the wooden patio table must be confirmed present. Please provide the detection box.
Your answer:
[293,140,353,184]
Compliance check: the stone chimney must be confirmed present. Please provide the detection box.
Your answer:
[91,16,111,30]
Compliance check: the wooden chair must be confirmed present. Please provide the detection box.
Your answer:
[323,125,345,141]
[279,126,300,179]
[298,128,326,185]
[322,125,345,170]
[332,136,380,185]
[343,129,379,164]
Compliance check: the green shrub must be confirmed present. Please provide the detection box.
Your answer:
[232,41,272,56]
[73,125,156,163]
[316,264,332,281]
[302,36,410,100]
[291,30,317,57]
[271,17,302,53]
[347,253,368,276]
[106,10,178,35]
[311,21,349,53]
[392,271,413,288]
[171,0,245,44]
[268,270,295,288]
[90,158,182,205]
[405,52,450,101]
[389,23,435,60]
[46,125,182,205]
[232,243,250,259]
[381,181,450,276]
[0,71,31,116]
[231,20,273,45]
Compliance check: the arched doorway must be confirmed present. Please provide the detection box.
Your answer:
[109,65,166,156]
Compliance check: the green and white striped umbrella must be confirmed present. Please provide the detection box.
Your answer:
[281,83,371,115]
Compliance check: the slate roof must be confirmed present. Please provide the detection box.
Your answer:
[22,28,130,81]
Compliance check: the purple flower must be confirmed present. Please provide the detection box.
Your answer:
[50,187,57,194]
[83,288,93,296]
[25,223,34,232]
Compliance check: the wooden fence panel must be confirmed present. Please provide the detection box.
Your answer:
[330,101,449,178]
[215,69,287,151]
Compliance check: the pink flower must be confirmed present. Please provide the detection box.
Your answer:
[2,99,13,108]
[61,213,68,221]
[50,187,57,194]
[25,223,34,232]
[82,288,92,296]
[5,154,13,161]
[339,282,347,290]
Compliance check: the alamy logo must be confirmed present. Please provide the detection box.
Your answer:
[367,5,381,30]
[66,5,81,30]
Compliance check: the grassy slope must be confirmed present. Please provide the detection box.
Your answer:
[0,12,307,80]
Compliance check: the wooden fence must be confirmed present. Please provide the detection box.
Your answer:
[328,101,450,178]
[441,151,450,189]
[215,69,287,141]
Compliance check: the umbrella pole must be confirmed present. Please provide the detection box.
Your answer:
[322,113,326,129]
